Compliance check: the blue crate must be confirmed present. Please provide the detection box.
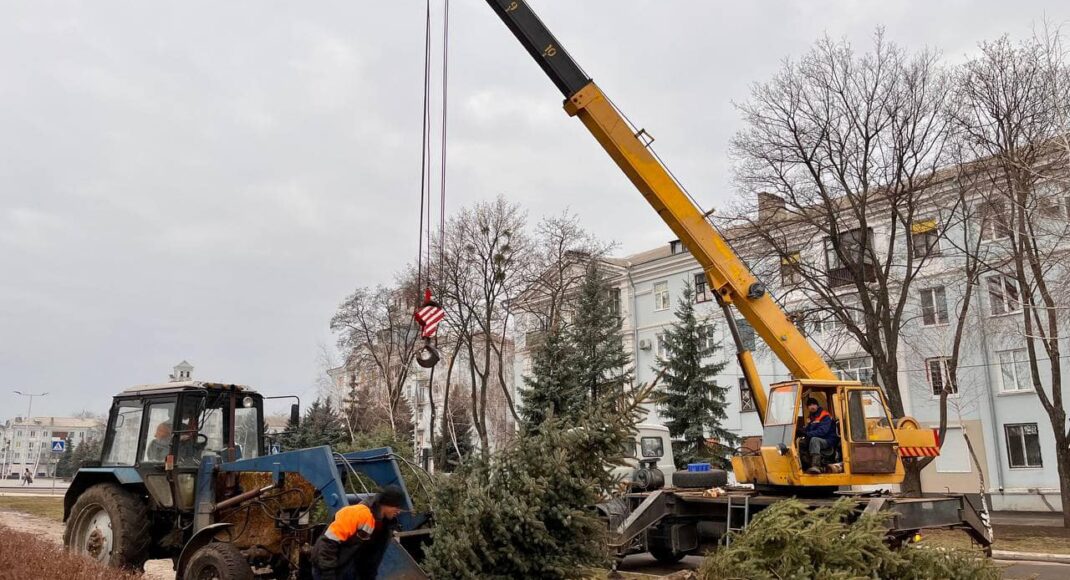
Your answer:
[687,462,711,472]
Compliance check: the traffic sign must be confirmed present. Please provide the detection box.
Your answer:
[51,439,65,453]
[270,443,281,455]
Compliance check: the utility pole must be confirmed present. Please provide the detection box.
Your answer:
[13,390,48,419]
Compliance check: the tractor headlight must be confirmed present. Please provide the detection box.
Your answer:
[243,396,255,408]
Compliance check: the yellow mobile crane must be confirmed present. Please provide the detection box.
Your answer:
[484,1,991,561]
[484,0,940,490]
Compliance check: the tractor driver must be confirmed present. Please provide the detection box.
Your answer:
[802,397,839,474]
[311,485,406,580]
[175,417,207,465]
[146,422,172,462]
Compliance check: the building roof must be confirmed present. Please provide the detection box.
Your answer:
[8,417,102,429]
[622,244,674,266]
[120,380,254,395]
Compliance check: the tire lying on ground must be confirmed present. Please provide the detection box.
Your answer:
[64,483,151,570]
[672,469,728,489]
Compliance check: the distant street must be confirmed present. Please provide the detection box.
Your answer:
[0,478,69,496]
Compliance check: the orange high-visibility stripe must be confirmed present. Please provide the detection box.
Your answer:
[326,504,375,543]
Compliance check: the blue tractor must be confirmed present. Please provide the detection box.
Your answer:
[63,381,432,579]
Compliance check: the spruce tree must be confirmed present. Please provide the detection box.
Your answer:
[434,389,475,472]
[519,325,584,430]
[657,285,737,468]
[567,264,631,402]
[279,398,348,450]
[55,438,76,478]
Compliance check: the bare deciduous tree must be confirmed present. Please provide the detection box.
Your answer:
[519,212,612,332]
[330,283,420,438]
[726,30,955,493]
[434,196,531,457]
[951,27,1070,525]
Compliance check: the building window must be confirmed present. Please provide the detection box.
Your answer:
[669,240,688,255]
[920,286,949,326]
[911,219,941,258]
[926,357,955,397]
[987,275,1021,316]
[739,378,757,413]
[655,333,669,359]
[735,318,756,351]
[825,228,875,287]
[694,273,711,303]
[1005,423,1042,468]
[608,288,622,319]
[936,427,971,473]
[833,357,874,384]
[780,252,802,286]
[997,348,1032,392]
[653,281,670,311]
[697,324,715,353]
[979,201,1011,241]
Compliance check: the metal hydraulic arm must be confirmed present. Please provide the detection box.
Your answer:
[485,0,838,420]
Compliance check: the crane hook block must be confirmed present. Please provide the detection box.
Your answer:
[416,343,441,368]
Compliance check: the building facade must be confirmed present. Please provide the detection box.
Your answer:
[513,189,1069,511]
[1,416,104,477]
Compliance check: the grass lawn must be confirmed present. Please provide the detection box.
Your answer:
[0,495,64,521]
[922,524,1070,555]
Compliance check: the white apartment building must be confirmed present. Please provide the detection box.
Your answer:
[1,416,104,477]
[513,183,1070,512]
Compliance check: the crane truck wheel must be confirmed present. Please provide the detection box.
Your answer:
[648,540,686,564]
[183,541,254,580]
[672,469,728,489]
[64,483,151,570]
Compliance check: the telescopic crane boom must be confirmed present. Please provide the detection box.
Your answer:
[486,0,941,489]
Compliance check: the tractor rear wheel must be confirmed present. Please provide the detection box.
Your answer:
[64,483,151,570]
[184,542,254,580]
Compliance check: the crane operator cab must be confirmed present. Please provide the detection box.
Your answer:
[731,379,938,490]
[93,382,264,511]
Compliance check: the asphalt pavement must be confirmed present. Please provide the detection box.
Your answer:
[617,554,1070,579]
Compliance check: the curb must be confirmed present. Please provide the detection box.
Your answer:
[992,550,1070,564]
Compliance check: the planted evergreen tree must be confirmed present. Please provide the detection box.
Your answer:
[279,398,348,450]
[433,388,475,472]
[567,264,631,402]
[519,326,584,430]
[657,285,736,468]
[54,438,76,478]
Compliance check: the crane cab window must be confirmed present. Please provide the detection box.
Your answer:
[847,390,894,442]
[640,437,664,458]
[766,385,798,425]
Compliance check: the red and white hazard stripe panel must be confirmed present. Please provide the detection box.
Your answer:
[416,304,445,338]
[898,446,940,457]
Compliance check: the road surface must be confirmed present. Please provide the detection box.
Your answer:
[618,553,1070,579]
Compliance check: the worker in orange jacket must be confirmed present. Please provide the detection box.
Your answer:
[311,485,406,580]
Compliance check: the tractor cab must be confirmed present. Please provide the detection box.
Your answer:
[732,379,936,490]
[97,381,264,511]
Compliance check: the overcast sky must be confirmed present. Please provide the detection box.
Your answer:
[2,1,1067,418]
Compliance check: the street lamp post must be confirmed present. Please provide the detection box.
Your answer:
[13,390,48,419]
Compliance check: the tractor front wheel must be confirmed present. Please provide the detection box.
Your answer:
[184,542,254,580]
[64,483,151,570]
